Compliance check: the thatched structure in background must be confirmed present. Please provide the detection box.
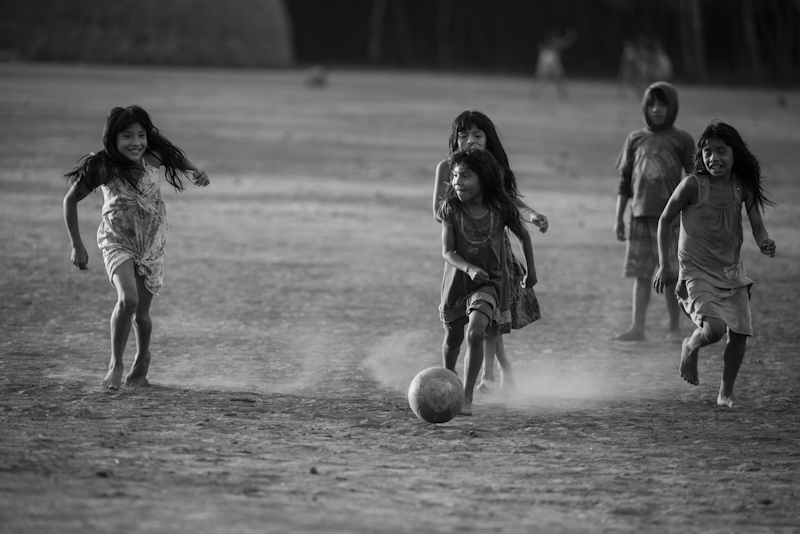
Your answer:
[1,0,294,68]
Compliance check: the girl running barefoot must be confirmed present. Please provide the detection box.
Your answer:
[653,120,776,407]
[433,110,546,394]
[437,148,536,415]
[63,105,210,390]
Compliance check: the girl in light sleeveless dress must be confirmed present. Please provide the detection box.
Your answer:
[653,120,776,407]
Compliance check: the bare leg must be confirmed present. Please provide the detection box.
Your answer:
[126,273,154,387]
[613,276,649,341]
[461,310,490,416]
[664,281,682,343]
[718,331,746,407]
[681,317,726,386]
[477,332,499,393]
[104,260,139,390]
[442,320,465,374]
[492,333,516,391]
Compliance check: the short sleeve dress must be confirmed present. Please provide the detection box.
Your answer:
[96,159,168,295]
[440,205,512,329]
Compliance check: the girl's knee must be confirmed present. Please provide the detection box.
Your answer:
[134,313,151,329]
[116,294,139,314]
[466,316,490,345]
[702,319,726,343]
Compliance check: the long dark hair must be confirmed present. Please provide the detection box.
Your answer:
[691,120,775,212]
[437,148,524,237]
[448,110,520,199]
[65,105,190,192]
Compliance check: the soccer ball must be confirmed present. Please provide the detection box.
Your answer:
[408,367,464,424]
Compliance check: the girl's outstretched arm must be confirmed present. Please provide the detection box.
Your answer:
[432,160,449,220]
[63,180,93,270]
[147,138,210,187]
[745,191,776,257]
[653,176,696,293]
[513,197,548,233]
[442,223,488,283]
[177,153,210,187]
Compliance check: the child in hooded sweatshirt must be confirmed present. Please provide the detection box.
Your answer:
[613,82,695,343]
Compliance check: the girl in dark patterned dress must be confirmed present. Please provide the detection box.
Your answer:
[433,110,546,392]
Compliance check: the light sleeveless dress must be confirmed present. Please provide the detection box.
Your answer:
[676,174,753,335]
[96,159,168,295]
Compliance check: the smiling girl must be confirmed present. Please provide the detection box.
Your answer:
[436,148,536,415]
[653,120,776,407]
[63,105,210,390]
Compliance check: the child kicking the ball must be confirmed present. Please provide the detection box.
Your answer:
[436,148,536,416]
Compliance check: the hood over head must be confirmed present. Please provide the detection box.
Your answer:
[641,81,679,132]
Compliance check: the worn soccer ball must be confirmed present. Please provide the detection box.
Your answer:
[408,367,464,424]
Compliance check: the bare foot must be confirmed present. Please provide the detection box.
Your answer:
[460,400,473,416]
[612,328,644,342]
[717,393,735,408]
[125,350,151,387]
[680,337,700,385]
[664,331,683,344]
[476,378,494,394]
[103,364,123,390]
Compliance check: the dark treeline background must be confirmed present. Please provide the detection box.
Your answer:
[2,0,798,84]
[286,0,799,84]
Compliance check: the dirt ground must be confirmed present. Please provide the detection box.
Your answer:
[1,64,799,534]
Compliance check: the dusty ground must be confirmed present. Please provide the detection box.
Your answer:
[1,64,799,534]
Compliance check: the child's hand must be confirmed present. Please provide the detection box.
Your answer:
[759,238,776,257]
[614,220,626,242]
[652,265,675,294]
[465,266,489,283]
[192,169,210,187]
[71,245,89,270]
[523,270,537,288]
[530,212,549,233]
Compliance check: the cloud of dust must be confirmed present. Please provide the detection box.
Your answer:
[364,334,677,411]
[363,330,442,393]
[484,346,676,410]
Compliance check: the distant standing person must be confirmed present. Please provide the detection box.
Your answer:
[63,105,210,390]
[653,120,776,407]
[532,28,576,98]
[613,82,695,342]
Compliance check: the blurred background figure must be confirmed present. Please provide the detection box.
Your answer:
[304,65,329,88]
[531,28,577,99]
[618,36,673,97]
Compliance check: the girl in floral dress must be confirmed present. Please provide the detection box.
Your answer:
[63,105,210,390]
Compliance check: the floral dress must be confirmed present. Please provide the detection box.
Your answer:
[503,230,541,331]
[97,159,168,295]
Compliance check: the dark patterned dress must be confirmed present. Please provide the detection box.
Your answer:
[502,230,541,333]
